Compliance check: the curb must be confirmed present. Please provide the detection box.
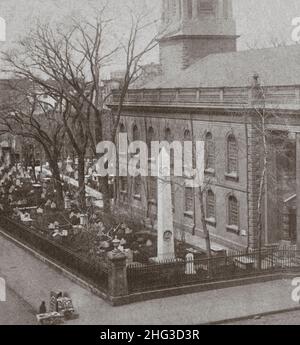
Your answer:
[205,306,300,325]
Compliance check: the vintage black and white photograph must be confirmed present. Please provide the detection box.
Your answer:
[0,0,300,328]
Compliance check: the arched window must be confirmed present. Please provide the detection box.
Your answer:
[165,127,172,143]
[227,134,238,174]
[132,124,140,156]
[228,195,239,227]
[149,177,157,202]
[185,187,194,213]
[120,177,128,195]
[184,129,191,140]
[183,129,192,172]
[205,132,215,170]
[132,124,139,141]
[118,123,127,156]
[147,127,155,159]
[171,181,175,211]
[119,123,126,133]
[165,128,174,169]
[133,175,142,198]
[206,189,215,219]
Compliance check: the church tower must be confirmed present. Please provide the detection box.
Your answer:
[159,0,238,77]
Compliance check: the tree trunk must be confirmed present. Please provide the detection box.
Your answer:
[198,187,212,259]
[198,187,212,277]
[99,175,111,213]
[77,153,86,210]
[49,160,64,209]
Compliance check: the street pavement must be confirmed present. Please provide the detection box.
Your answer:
[1,232,300,325]
[0,286,36,325]
[226,310,300,325]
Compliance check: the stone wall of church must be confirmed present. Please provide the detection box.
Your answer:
[116,111,251,250]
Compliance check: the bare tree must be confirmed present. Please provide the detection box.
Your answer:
[0,81,66,208]
[247,76,294,268]
[2,4,160,212]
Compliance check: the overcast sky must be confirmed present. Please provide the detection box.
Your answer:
[0,0,300,67]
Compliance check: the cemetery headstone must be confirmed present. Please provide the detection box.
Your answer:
[185,253,196,275]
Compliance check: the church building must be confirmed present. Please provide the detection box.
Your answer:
[111,0,300,251]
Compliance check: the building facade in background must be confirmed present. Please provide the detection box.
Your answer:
[110,0,300,251]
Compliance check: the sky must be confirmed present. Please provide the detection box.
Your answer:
[0,0,300,69]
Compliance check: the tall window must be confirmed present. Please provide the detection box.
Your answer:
[133,175,142,197]
[228,195,239,227]
[183,129,192,171]
[187,0,193,18]
[165,127,172,142]
[206,189,215,219]
[132,124,139,141]
[147,127,155,160]
[227,134,238,174]
[205,132,215,170]
[132,124,140,157]
[185,187,194,213]
[119,123,126,133]
[171,180,175,211]
[165,128,174,169]
[184,129,191,140]
[120,176,128,193]
[149,177,157,202]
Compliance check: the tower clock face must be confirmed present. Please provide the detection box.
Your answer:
[163,230,172,241]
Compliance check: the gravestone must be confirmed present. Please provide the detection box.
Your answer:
[80,214,88,226]
[64,197,71,210]
[124,249,134,265]
[185,253,196,275]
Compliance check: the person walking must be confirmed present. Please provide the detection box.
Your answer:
[39,301,47,314]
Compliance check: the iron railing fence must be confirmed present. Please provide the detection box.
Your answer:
[127,248,300,293]
[1,212,300,296]
[0,215,109,292]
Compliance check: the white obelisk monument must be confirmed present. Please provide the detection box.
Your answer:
[157,146,175,261]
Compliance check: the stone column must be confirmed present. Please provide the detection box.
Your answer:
[296,132,300,251]
[107,250,128,297]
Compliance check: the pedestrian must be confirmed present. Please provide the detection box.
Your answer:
[39,301,47,314]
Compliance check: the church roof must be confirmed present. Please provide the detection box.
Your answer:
[143,44,300,89]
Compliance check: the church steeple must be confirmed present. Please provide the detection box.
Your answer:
[159,0,238,77]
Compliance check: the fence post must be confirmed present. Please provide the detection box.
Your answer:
[107,250,128,298]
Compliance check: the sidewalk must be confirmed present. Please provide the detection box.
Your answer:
[1,232,300,325]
